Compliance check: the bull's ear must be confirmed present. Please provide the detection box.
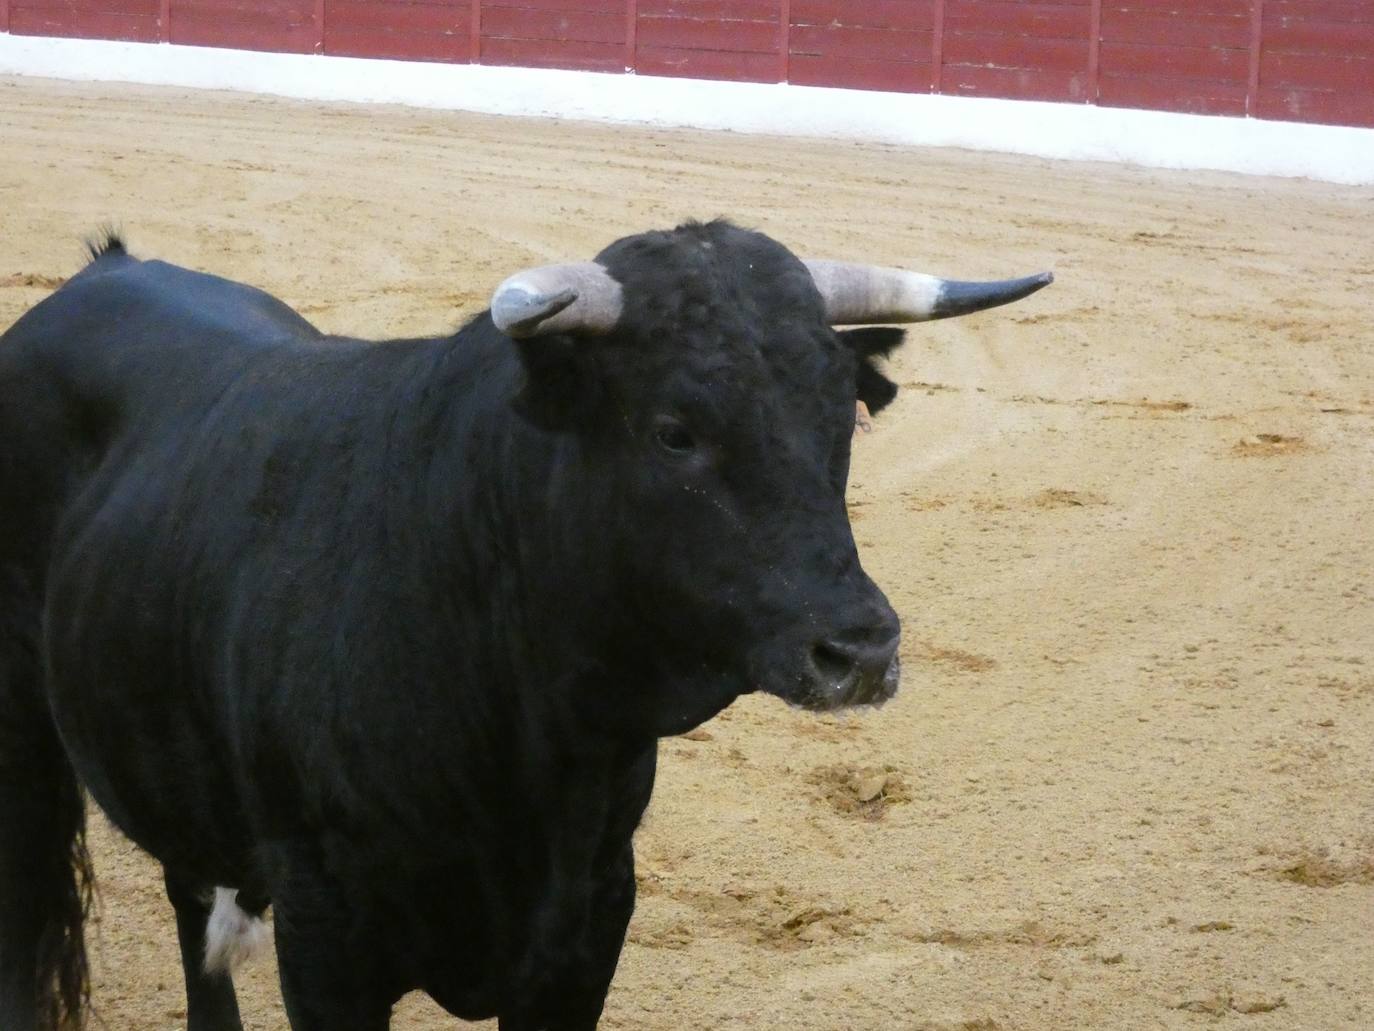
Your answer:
[838,327,905,416]
[510,335,603,432]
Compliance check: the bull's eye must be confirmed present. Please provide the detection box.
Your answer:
[653,419,697,457]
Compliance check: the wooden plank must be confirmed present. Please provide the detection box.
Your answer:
[170,6,314,32]
[778,0,788,79]
[1,0,9,37]
[945,1,1089,39]
[943,31,1090,71]
[930,0,943,90]
[483,0,621,10]
[636,13,779,51]
[14,0,159,13]
[1100,0,1246,14]
[1098,8,1251,47]
[175,0,312,15]
[1088,0,1100,101]
[169,7,318,50]
[626,0,636,70]
[327,0,466,34]
[470,0,480,60]
[325,23,469,59]
[789,0,934,32]
[1264,17,1374,55]
[481,31,623,66]
[790,23,929,61]
[335,1,465,6]
[635,43,779,79]
[1099,40,1249,81]
[789,50,931,90]
[1248,0,1262,116]
[1099,71,1247,114]
[1265,1,1374,25]
[481,6,623,42]
[1255,84,1374,126]
[943,62,1090,100]
[636,0,775,18]
[10,6,158,37]
[1261,49,1374,92]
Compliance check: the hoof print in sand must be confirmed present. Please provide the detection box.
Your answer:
[1231,433,1307,457]
[1,272,67,290]
[1272,844,1374,887]
[807,763,912,819]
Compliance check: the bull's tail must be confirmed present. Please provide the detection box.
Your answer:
[84,228,125,263]
[65,228,132,287]
[39,798,95,1031]
[1,232,103,1029]
[0,629,95,1029]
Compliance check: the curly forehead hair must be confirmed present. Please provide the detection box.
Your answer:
[593,220,826,341]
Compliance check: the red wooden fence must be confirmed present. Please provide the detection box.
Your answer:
[4,0,1372,127]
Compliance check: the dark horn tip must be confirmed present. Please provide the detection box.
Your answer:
[932,271,1055,320]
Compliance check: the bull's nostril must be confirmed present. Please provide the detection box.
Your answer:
[810,641,857,684]
[809,626,900,697]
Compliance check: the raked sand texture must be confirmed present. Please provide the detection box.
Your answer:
[1,75,1371,1030]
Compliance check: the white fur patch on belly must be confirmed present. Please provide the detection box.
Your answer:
[204,887,271,975]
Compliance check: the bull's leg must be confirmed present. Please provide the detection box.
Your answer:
[498,744,654,1031]
[0,648,91,1031]
[163,868,247,1031]
[273,910,394,1030]
[496,845,636,1031]
[268,849,394,1031]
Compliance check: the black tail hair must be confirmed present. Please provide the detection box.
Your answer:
[35,777,95,1030]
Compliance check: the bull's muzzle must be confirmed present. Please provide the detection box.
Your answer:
[802,622,901,710]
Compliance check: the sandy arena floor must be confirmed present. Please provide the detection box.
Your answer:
[2,75,1372,1030]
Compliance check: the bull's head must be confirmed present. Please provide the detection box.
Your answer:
[489,221,1050,732]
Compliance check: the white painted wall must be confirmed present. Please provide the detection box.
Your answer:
[2,34,1372,186]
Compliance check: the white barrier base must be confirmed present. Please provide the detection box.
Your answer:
[2,34,1372,186]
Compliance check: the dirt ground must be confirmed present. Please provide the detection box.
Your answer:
[2,74,1372,1030]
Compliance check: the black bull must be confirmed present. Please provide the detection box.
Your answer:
[0,220,1049,1029]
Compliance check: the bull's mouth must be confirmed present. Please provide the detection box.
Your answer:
[811,652,901,711]
[762,653,902,713]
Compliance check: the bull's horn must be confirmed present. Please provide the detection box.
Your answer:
[804,260,1053,325]
[490,262,623,339]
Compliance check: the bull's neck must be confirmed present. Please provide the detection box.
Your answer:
[417,326,615,725]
